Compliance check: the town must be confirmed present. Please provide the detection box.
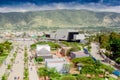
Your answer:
[0,29,120,80]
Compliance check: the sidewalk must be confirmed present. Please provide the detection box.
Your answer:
[8,45,24,80]
[0,46,16,80]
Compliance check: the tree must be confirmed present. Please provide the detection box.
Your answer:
[110,39,120,59]
[0,45,4,55]
[2,75,7,80]
[116,58,120,64]
[38,67,61,80]
[47,68,60,79]
[72,57,94,66]
[98,34,109,48]
[38,67,48,80]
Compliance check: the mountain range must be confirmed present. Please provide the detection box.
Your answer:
[0,10,120,30]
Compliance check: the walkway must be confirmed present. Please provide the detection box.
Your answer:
[0,45,16,80]
[8,44,24,80]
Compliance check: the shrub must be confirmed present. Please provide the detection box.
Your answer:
[61,76,76,80]
[2,75,7,80]
[7,64,11,70]
[36,57,43,63]
[100,64,114,73]
[76,75,88,80]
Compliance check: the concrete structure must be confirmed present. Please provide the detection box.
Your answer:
[50,29,79,41]
[70,51,89,59]
[45,58,70,73]
[36,45,52,59]
[74,34,85,42]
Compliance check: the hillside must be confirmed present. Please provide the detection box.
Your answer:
[0,10,120,30]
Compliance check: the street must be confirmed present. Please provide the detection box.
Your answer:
[0,39,39,80]
[90,43,104,60]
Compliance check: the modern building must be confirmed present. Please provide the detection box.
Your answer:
[70,51,89,59]
[74,34,86,43]
[50,29,86,42]
[45,58,70,74]
[36,45,53,59]
[50,29,79,41]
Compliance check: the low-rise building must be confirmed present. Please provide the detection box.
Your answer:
[45,58,70,73]
[36,45,53,59]
[60,46,72,56]
[70,51,89,59]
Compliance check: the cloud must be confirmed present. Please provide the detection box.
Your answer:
[0,2,120,13]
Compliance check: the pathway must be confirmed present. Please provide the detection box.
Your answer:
[8,44,24,80]
[0,44,16,80]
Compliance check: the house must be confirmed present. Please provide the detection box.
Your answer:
[45,58,70,74]
[50,29,79,41]
[36,45,53,59]
[60,46,72,56]
[70,51,89,59]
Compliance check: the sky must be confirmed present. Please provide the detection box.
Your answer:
[0,0,120,13]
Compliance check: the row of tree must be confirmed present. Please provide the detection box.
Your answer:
[0,41,12,55]
[95,32,120,63]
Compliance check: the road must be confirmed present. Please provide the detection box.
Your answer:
[8,43,24,80]
[90,43,104,60]
[0,43,17,80]
[27,43,39,80]
[7,40,39,80]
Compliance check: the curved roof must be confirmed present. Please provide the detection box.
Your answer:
[37,48,50,54]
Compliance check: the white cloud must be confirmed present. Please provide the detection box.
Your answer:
[0,2,120,13]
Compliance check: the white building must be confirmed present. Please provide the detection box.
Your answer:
[74,34,85,40]
[74,34,86,43]
[36,45,52,59]
[36,45,50,52]
[45,58,70,73]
